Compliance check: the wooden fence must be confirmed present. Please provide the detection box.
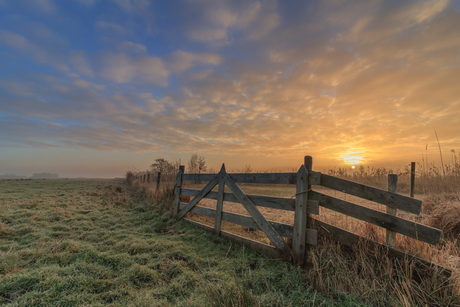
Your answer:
[172,156,446,270]
[135,171,162,192]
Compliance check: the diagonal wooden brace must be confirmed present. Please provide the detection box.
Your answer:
[176,173,220,220]
[224,173,292,260]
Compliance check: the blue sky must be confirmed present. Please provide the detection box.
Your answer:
[1,0,460,177]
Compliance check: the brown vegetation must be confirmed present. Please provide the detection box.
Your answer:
[128,161,460,305]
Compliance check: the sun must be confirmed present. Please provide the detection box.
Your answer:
[352,165,355,169]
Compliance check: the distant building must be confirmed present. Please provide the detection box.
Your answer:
[30,173,59,179]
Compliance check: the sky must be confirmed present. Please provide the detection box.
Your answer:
[1,0,459,178]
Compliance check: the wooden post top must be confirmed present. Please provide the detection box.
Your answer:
[304,156,312,171]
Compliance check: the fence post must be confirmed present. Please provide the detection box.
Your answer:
[386,174,398,247]
[410,162,415,198]
[156,172,161,193]
[293,156,312,265]
[147,173,150,183]
[214,164,226,235]
[173,166,184,215]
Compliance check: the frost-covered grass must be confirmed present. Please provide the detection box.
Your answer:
[0,179,356,306]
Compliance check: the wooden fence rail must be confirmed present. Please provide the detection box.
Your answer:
[172,155,446,271]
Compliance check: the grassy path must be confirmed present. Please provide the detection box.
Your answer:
[0,179,364,306]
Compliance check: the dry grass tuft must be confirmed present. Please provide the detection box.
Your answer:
[428,202,460,241]
[307,238,459,306]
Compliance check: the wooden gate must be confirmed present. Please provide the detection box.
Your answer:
[172,155,446,271]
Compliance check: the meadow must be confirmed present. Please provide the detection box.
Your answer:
[1,178,352,306]
[1,163,460,306]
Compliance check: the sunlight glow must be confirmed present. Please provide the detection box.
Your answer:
[341,153,364,165]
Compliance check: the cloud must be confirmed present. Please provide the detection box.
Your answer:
[118,41,147,53]
[95,21,129,34]
[69,51,94,76]
[74,79,105,91]
[166,51,222,72]
[1,0,56,14]
[0,30,29,50]
[32,0,56,13]
[184,0,280,44]
[1,0,459,171]
[110,0,155,31]
[98,53,169,85]
[0,30,69,72]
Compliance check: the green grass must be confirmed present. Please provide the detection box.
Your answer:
[0,179,366,306]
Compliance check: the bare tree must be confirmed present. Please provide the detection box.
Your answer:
[197,156,207,174]
[188,154,198,173]
[242,164,253,173]
[150,158,173,173]
[188,154,206,174]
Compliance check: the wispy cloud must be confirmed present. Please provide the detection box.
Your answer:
[97,53,168,85]
[184,0,281,44]
[95,21,130,34]
[166,51,222,72]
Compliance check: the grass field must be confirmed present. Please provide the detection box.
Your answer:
[0,178,364,306]
[1,172,459,306]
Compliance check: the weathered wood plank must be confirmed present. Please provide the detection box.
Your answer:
[293,165,309,264]
[176,174,219,220]
[181,188,319,214]
[181,203,290,236]
[173,166,184,215]
[307,218,452,278]
[178,202,317,245]
[386,174,398,247]
[183,172,321,185]
[214,165,226,235]
[225,174,292,259]
[309,191,441,245]
[320,174,422,214]
[183,218,284,259]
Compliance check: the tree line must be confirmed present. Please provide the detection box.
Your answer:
[150,154,207,174]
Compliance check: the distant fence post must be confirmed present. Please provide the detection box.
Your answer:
[410,162,415,198]
[147,173,150,183]
[293,156,312,265]
[173,166,184,215]
[386,174,398,247]
[156,172,161,193]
